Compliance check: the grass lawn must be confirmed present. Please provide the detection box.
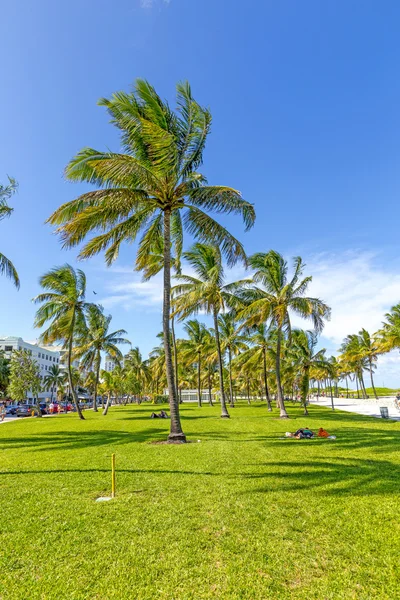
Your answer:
[0,402,399,600]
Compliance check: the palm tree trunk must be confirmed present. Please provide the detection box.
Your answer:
[228,347,234,408]
[356,375,360,399]
[208,369,213,406]
[247,378,251,404]
[329,378,335,410]
[262,347,272,411]
[93,351,100,412]
[163,209,185,442]
[369,358,378,399]
[103,392,111,416]
[171,315,179,400]
[346,377,349,398]
[360,371,368,398]
[197,352,202,407]
[275,327,288,418]
[213,307,230,418]
[67,315,84,420]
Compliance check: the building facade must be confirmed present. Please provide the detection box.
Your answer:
[104,356,117,372]
[0,336,60,401]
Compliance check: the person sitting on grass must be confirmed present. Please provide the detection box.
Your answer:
[317,427,329,438]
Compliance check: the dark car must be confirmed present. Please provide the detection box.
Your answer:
[16,403,48,417]
[16,404,35,417]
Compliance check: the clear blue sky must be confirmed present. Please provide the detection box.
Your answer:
[2,0,400,385]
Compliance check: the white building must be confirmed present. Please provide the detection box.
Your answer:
[41,344,80,371]
[0,336,60,401]
[104,356,117,372]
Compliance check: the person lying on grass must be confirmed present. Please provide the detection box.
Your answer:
[151,410,169,419]
[285,427,335,439]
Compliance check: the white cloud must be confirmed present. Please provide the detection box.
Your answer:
[298,251,400,344]
[139,0,171,8]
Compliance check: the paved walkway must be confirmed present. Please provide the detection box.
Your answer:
[310,395,400,420]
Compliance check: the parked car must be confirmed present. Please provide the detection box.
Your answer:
[6,405,17,416]
[16,404,35,417]
[16,403,47,417]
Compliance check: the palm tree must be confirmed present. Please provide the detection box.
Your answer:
[377,303,400,353]
[33,265,89,420]
[173,244,245,418]
[100,370,115,415]
[46,80,254,442]
[0,351,10,396]
[124,347,150,400]
[0,177,20,288]
[74,304,129,411]
[217,312,249,407]
[239,251,331,418]
[43,364,67,402]
[291,330,330,415]
[240,323,275,410]
[339,334,369,399]
[180,320,210,407]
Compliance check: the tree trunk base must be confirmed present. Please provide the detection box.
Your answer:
[221,413,230,419]
[279,413,289,419]
[167,432,187,443]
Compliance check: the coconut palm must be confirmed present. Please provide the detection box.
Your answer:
[353,330,380,398]
[33,264,89,420]
[124,346,150,400]
[173,243,245,418]
[74,304,129,411]
[339,334,369,399]
[101,370,116,415]
[180,320,210,407]
[239,251,331,418]
[239,323,275,410]
[0,351,10,396]
[217,312,249,407]
[47,80,254,442]
[43,364,67,402]
[377,304,400,353]
[291,330,330,415]
[0,177,20,288]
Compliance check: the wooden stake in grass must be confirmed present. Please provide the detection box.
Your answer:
[111,453,116,498]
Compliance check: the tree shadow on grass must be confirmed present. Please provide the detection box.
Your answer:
[241,457,400,496]
[0,428,168,452]
[0,466,215,477]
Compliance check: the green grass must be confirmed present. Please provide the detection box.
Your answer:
[0,403,399,599]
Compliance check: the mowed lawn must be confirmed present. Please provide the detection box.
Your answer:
[0,403,399,600]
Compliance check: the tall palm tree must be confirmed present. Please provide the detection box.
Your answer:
[235,323,275,410]
[0,177,20,288]
[74,304,129,411]
[46,80,254,442]
[377,303,400,353]
[173,243,245,418]
[124,346,150,400]
[0,351,10,396]
[101,370,116,415]
[291,329,330,415]
[43,364,67,402]
[217,312,249,407]
[180,320,210,407]
[339,334,369,399]
[33,265,88,420]
[239,251,330,418]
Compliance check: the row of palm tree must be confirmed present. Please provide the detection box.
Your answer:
[33,264,130,419]
[4,80,400,442]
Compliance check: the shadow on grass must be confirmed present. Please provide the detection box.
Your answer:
[0,428,169,451]
[242,457,400,496]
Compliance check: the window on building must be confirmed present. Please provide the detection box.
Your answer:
[4,346,13,352]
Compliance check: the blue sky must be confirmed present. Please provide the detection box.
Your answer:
[2,0,400,386]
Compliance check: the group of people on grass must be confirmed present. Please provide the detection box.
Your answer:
[286,427,336,439]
